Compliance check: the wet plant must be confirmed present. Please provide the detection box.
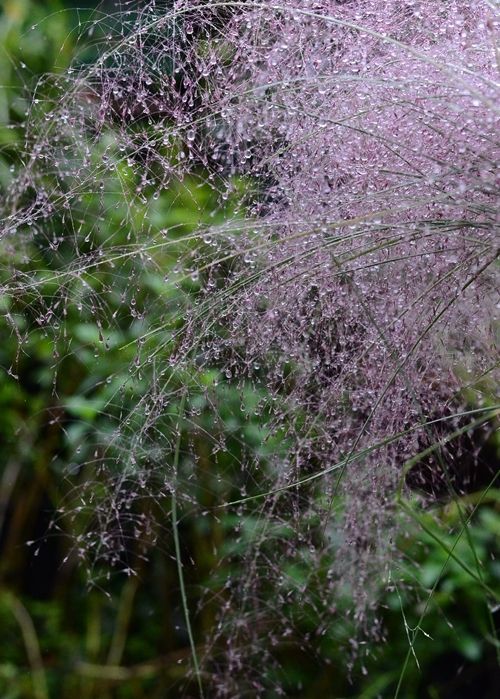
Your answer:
[0,1,499,696]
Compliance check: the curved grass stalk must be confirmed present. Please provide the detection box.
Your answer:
[220,407,499,508]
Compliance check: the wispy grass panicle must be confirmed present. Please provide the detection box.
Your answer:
[1,1,499,695]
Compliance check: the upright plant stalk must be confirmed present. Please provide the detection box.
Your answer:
[171,390,204,698]
[5,592,49,699]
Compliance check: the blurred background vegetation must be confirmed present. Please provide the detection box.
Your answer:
[0,1,498,697]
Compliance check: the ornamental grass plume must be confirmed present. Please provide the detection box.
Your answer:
[1,0,499,694]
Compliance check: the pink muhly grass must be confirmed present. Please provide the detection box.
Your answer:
[1,0,499,694]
